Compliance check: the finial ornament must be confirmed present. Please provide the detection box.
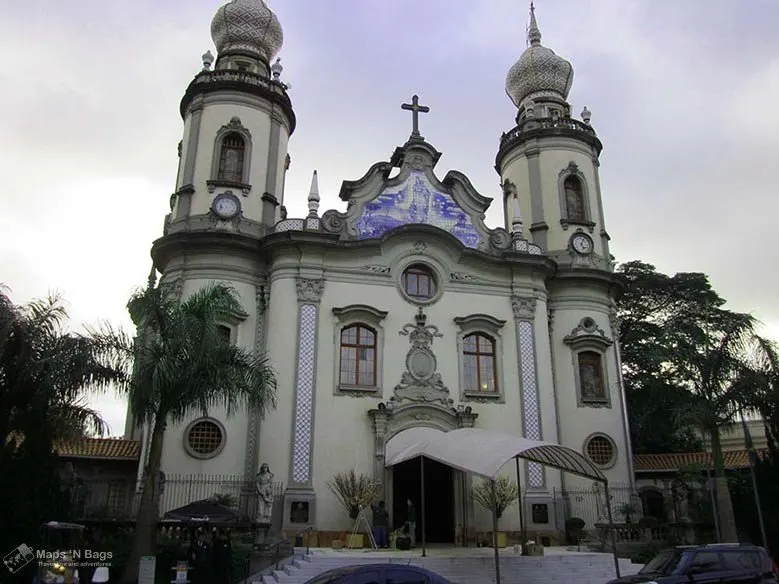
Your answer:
[527,1,542,46]
[511,195,524,236]
[202,50,214,70]
[581,106,592,124]
[307,170,320,217]
[147,265,157,290]
[271,57,283,80]
[401,95,430,139]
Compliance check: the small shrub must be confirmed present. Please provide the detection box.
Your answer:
[472,476,519,519]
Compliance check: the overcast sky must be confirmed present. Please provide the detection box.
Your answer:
[1,0,777,437]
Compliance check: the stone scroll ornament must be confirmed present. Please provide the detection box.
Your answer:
[391,307,453,407]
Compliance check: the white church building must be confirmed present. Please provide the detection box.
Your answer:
[128,0,634,542]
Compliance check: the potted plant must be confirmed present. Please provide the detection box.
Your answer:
[472,476,519,549]
[326,470,379,548]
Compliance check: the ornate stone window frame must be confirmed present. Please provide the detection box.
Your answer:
[454,314,507,403]
[208,117,253,196]
[183,417,227,460]
[215,305,248,346]
[564,317,613,409]
[558,161,595,232]
[583,432,618,470]
[397,259,445,306]
[332,304,388,397]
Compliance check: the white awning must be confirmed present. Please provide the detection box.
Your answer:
[385,427,606,482]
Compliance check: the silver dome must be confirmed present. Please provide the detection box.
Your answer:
[505,8,573,108]
[210,0,283,63]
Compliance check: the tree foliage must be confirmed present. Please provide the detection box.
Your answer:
[0,285,125,580]
[95,281,279,584]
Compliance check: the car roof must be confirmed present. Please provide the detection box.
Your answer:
[676,544,766,552]
[316,564,435,576]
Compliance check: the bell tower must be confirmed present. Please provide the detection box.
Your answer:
[143,0,296,483]
[496,4,610,269]
[168,0,295,232]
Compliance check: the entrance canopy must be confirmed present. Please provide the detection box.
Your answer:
[385,427,606,482]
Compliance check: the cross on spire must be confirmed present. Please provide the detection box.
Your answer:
[401,95,430,138]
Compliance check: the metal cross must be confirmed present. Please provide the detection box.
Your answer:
[401,95,430,137]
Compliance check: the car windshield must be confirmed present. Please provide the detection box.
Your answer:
[640,550,683,575]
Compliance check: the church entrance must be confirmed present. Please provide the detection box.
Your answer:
[392,456,454,543]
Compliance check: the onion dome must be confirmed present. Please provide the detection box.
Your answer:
[210,0,283,64]
[505,4,573,108]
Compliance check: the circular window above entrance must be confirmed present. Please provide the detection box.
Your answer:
[399,263,441,305]
[184,418,226,459]
[584,434,616,468]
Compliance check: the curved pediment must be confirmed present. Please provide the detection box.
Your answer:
[322,136,514,255]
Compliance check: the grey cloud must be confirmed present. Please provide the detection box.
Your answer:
[1,0,777,434]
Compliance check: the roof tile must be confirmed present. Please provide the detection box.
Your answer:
[634,449,764,472]
[55,438,140,460]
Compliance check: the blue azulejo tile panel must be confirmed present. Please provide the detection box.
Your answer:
[354,171,481,248]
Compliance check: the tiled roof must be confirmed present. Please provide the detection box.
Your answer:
[634,449,765,472]
[54,438,141,460]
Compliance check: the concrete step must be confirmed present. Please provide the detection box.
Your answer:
[264,551,645,584]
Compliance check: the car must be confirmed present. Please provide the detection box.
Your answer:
[301,563,454,584]
[607,543,777,584]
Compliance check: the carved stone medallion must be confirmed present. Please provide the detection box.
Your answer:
[392,308,452,406]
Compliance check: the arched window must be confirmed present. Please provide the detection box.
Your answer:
[462,333,498,393]
[577,351,605,401]
[216,325,232,345]
[401,264,437,301]
[563,176,586,221]
[217,132,246,183]
[339,324,377,387]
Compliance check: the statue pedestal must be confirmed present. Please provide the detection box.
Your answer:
[254,523,271,550]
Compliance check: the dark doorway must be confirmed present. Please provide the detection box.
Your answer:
[392,456,454,543]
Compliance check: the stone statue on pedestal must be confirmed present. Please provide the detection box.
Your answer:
[255,463,274,524]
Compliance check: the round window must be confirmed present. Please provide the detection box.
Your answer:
[185,419,225,459]
[585,434,616,467]
[400,263,438,303]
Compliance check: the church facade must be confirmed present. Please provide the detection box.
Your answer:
[130,0,634,539]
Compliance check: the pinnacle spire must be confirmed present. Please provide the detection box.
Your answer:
[307,170,320,217]
[527,1,542,46]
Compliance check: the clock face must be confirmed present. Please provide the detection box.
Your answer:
[212,194,240,219]
[571,233,594,254]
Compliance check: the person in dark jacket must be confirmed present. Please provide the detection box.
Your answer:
[406,499,417,547]
[211,529,233,584]
[371,501,390,548]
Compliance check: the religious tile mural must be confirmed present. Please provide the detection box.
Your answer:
[354,171,481,248]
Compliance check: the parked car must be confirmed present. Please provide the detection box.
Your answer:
[302,563,454,584]
[607,544,777,584]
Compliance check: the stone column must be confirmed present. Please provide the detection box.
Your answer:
[368,406,390,500]
[283,278,324,529]
[511,295,545,488]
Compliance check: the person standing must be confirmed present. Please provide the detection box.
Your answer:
[371,501,390,549]
[406,499,416,548]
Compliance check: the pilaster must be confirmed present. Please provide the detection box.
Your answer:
[243,281,270,483]
[283,277,325,529]
[511,294,545,488]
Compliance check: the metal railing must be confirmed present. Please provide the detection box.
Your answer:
[66,474,285,522]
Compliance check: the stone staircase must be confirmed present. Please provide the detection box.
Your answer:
[254,547,644,584]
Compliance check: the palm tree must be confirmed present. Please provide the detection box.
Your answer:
[0,286,123,560]
[102,281,277,584]
[671,309,771,542]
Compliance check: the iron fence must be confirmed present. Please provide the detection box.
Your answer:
[70,474,284,523]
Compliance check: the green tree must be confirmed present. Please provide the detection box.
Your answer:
[0,286,122,578]
[616,262,774,541]
[616,261,718,453]
[102,282,278,584]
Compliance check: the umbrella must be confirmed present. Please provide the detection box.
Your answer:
[162,499,240,523]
